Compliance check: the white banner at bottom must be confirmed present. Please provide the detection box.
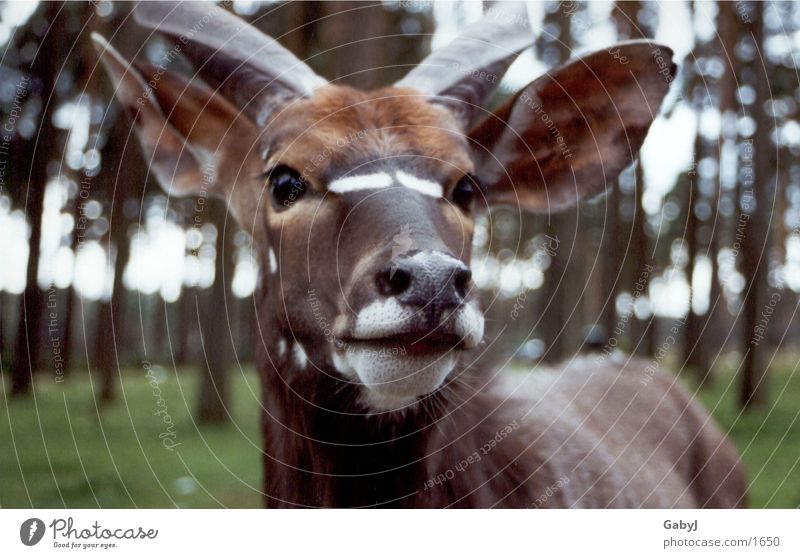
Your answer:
[1,509,797,557]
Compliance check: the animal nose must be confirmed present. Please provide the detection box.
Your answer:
[375,251,472,311]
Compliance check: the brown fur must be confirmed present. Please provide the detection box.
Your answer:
[259,336,747,508]
[98,25,746,509]
[251,83,746,508]
[263,85,474,191]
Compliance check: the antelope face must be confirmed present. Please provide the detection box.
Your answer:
[261,86,485,410]
[96,3,674,412]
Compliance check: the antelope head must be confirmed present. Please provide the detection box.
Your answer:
[94,2,675,412]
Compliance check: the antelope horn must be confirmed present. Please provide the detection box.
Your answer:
[395,2,534,127]
[133,1,327,126]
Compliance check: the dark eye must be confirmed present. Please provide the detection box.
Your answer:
[269,166,306,210]
[451,175,476,211]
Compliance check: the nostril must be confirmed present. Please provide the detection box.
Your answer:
[454,267,472,299]
[376,266,412,297]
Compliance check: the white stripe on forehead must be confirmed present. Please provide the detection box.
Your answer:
[327,171,443,198]
[395,170,443,197]
[328,172,392,194]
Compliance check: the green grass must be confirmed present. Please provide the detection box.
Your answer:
[0,365,263,508]
[1,355,798,508]
[692,353,800,508]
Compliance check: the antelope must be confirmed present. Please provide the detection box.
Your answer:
[94,2,746,508]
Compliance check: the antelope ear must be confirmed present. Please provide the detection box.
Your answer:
[92,33,249,197]
[395,2,533,128]
[469,41,676,212]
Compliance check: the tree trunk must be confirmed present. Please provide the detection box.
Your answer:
[683,125,703,378]
[630,161,655,356]
[739,1,774,409]
[611,1,650,356]
[177,285,195,365]
[10,2,64,396]
[92,99,137,405]
[196,200,235,424]
[702,0,740,382]
[598,180,620,346]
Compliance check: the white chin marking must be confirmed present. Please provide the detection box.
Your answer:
[334,345,456,411]
[450,304,484,349]
[331,350,357,379]
[336,298,484,411]
[351,298,484,349]
[352,297,415,339]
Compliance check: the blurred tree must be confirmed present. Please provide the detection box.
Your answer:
[694,0,742,386]
[61,16,102,378]
[196,200,236,423]
[11,2,66,396]
[584,0,655,358]
[1,0,797,405]
[682,2,711,383]
[739,1,776,409]
[618,1,656,358]
[536,2,576,362]
[683,128,705,379]
[93,112,135,405]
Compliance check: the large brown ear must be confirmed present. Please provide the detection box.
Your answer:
[92,33,249,197]
[469,41,676,212]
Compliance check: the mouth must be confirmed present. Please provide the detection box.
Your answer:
[339,330,465,356]
[330,302,484,412]
[331,342,458,412]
